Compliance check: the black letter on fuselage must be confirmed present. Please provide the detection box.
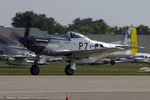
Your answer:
[85,43,88,50]
[79,42,83,50]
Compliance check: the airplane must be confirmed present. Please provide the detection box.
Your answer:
[18,15,138,75]
[0,51,48,66]
[0,45,63,66]
[6,55,48,66]
[125,53,150,63]
[133,53,150,63]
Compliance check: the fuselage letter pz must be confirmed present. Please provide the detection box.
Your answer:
[79,42,83,50]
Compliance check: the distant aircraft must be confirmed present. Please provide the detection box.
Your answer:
[17,15,139,75]
[0,45,63,66]
[6,55,48,66]
[125,53,150,63]
[133,53,150,63]
[0,51,48,66]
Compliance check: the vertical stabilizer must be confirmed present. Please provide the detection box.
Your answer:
[121,27,137,56]
[121,27,132,46]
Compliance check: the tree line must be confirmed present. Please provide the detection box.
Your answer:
[11,11,150,35]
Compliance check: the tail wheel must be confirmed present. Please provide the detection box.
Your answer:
[65,65,74,75]
[30,65,40,75]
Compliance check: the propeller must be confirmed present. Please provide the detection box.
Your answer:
[19,13,33,51]
[24,13,32,37]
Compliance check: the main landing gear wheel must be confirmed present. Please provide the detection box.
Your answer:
[110,59,115,66]
[65,65,74,75]
[30,65,40,75]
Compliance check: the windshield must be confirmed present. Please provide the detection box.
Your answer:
[66,31,90,39]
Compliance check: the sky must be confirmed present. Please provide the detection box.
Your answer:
[0,0,150,27]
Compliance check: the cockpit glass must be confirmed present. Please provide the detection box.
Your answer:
[65,31,90,40]
[70,32,82,38]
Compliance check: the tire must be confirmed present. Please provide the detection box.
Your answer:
[65,65,74,75]
[30,65,40,75]
[110,60,115,66]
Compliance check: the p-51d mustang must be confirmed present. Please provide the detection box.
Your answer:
[19,27,138,75]
[19,15,138,75]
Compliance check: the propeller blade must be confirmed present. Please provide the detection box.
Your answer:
[24,13,32,37]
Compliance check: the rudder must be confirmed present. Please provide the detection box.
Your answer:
[131,28,137,56]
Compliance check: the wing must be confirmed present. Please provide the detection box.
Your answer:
[11,55,36,59]
[8,45,30,52]
[52,47,126,58]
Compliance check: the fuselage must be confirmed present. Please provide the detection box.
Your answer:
[20,32,131,64]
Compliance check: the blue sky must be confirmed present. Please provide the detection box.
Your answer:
[0,0,150,27]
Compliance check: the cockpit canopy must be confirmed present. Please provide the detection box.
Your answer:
[65,31,89,40]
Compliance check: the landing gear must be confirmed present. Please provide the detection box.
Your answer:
[65,65,74,75]
[30,55,40,75]
[110,59,115,65]
[65,55,76,75]
[30,64,40,75]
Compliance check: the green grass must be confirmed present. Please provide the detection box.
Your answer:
[0,61,150,75]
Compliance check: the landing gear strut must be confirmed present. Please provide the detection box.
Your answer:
[65,55,76,75]
[110,59,115,65]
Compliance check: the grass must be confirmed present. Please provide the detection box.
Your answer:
[0,61,150,75]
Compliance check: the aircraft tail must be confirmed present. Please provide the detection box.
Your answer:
[121,27,138,56]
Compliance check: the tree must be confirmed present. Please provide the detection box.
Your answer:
[11,11,67,34]
[137,25,150,35]
[68,18,111,34]
[12,11,150,35]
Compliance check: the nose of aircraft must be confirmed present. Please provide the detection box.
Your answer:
[19,36,48,53]
[19,37,28,46]
[19,37,34,50]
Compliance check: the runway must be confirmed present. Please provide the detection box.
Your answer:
[0,76,150,100]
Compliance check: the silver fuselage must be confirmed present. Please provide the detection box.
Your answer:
[41,37,130,64]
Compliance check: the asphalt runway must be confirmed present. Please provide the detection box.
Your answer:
[0,76,150,100]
